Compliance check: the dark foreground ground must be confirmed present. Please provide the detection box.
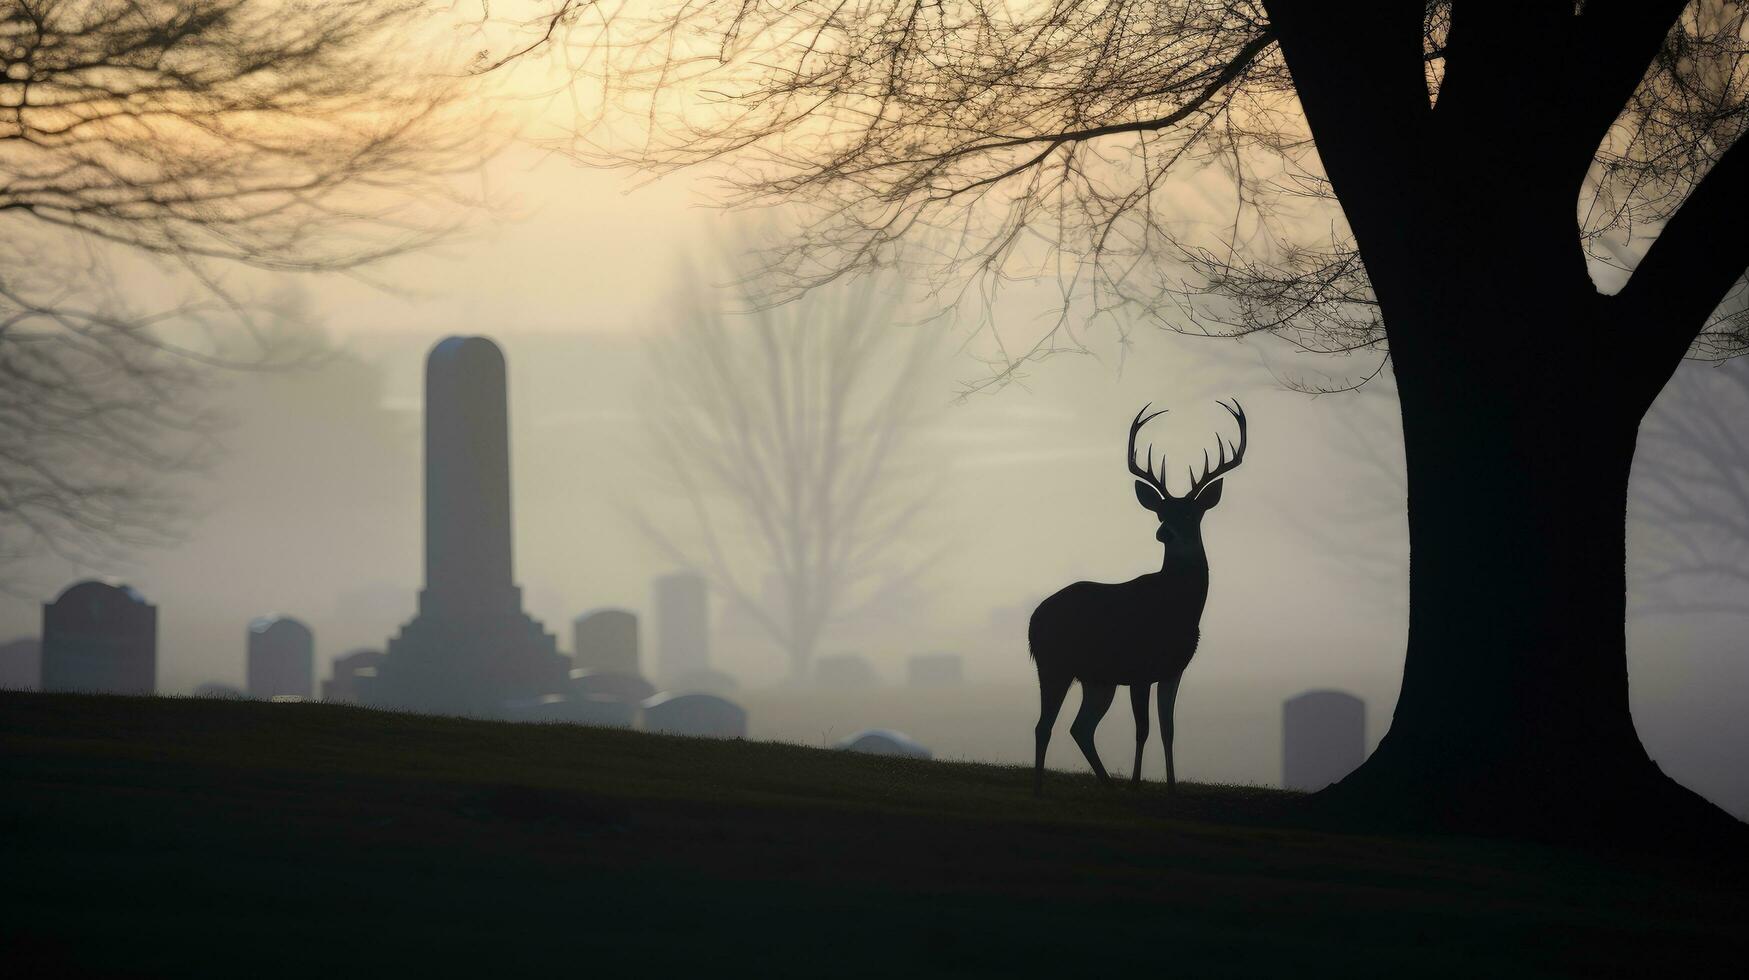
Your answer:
[1,693,1743,978]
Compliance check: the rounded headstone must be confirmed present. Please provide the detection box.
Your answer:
[641,692,747,739]
[837,729,932,760]
[41,580,157,695]
[247,615,314,700]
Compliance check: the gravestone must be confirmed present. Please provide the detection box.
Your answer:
[642,692,746,739]
[814,653,878,690]
[322,649,385,702]
[1282,690,1367,792]
[0,636,41,691]
[653,572,709,683]
[571,669,657,704]
[837,729,932,760]
[247,616,314,700]
[905,653,963,688]
[573,608,639,675]
[568,668,653,729]
[41,581,156,695]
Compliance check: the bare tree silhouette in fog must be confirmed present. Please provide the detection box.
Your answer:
[639,262,942,682]
[1633,358,1749,618]
[501,1,1749,838]
[0,0,477,588]
[1294,356,1749,624]
[1031,401,1247,795]
[1283,384,1409,616]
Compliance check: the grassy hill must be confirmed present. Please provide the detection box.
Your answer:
[1,692,1742,977]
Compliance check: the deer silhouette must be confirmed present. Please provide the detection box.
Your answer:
[1030,400,1248,796]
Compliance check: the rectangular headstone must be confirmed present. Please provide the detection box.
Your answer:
[574,608,639,675]
[1283,690,1367,791]
[653,572,709,682]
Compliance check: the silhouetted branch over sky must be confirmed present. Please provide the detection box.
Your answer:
[494,1,1746,385]
[0,0,486,576]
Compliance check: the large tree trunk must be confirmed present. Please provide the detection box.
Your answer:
[1318,296,1737,840]
[1258,0,1747,841]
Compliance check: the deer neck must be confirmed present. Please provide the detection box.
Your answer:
[1158,539,1209,580]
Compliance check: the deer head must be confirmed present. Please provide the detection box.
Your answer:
[1128,400,1247,556]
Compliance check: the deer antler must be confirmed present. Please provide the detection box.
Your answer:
[1186,398,1247,500]
[1127,403,1171,498]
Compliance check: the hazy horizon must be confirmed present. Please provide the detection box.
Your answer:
[5,313,1746,813]
[4,73,1745,815]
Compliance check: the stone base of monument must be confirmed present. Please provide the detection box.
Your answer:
[359,609,570,718]
[499,692,638,728]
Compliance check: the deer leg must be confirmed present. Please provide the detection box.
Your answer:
[1070,682,1117,788]
[1034,671,1073,796]
[1158,673,1183,794]
[1129,683,1152,789]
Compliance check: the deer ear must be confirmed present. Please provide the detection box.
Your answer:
[1194,478,1224,510]
[1134,480,1165,513]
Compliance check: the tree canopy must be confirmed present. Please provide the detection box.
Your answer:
[504,0,1746,385]
[1,0,478,577]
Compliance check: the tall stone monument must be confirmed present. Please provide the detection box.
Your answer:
[41,581,157,695]
[653,571,709,684]
[359,336,567,716]
[1282,689,1367,792]
[247,615,314,700]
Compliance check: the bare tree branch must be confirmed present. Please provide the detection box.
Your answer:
[0,0,486,584]
[482,1,1749,393]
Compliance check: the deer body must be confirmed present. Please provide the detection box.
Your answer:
[1031,401,1246,795]
[1031,572,1205,686]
